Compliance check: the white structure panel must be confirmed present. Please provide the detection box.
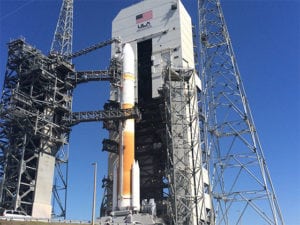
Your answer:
[110,1,213,222]
[178,1,195,68]
[112,0,195,99]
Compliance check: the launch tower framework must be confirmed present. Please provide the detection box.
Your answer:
[0,0,285,224]
[0,39,73,217]
[0,37,137,218]
[197,0,284,224]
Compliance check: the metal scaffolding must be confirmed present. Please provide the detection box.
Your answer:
[161,67,213,225]
[0,39,73,217]
[198,0,284,224]
[0,38,126,218]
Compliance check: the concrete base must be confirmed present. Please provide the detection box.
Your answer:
[31,153,55,218]
[32,202,52,219]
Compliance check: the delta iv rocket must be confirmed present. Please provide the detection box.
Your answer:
[112,43,140,212]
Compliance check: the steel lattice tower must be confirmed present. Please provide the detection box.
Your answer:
[197,0,284,224]
[162,67,214,225]
[0,0,74,218]
[0,39,74,218]
[50,0,73,60]
[50,0,73,217]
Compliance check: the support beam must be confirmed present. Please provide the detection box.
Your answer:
[64,107,141,126]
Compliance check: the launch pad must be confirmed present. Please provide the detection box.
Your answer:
[0,0,285,224]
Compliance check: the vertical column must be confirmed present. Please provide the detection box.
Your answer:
[32,153,55,218]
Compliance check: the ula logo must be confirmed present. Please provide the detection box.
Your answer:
[137,21,152,31]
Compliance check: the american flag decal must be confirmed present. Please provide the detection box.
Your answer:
[136,10,153,24]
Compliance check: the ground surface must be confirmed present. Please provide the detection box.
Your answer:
[0,220,89,225]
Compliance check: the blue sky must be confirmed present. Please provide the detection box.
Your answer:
[0,0,299,224]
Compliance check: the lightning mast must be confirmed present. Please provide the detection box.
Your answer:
[50,0,73,218]
[197,0,284,224]
[50,0,73,60]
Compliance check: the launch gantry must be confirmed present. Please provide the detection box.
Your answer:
[0,36,135,218]
[0,0,139,218]
[0,0,285,224]
[0,38,74,217]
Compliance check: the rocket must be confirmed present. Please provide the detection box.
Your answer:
[112,43,140,212]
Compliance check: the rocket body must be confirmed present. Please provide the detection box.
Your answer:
[119,43,135,209]
[114,43,140,211]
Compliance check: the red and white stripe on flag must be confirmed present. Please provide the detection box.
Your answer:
[136,10,153,24]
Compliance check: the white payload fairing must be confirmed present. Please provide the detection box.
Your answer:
[112,43,140,212]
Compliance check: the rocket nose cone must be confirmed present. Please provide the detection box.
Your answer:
[123,43,134,59]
